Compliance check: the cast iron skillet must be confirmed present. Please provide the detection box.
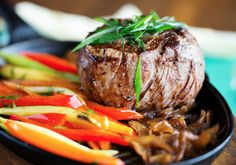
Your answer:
[0,1,234,164]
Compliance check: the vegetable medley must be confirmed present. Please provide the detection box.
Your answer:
[0,51,218,165]
[0,51,143,165]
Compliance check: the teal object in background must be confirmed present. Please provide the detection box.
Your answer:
[0,17,10,47]
[205,55,236,115]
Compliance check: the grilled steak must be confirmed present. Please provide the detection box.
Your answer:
[77,28,205,111]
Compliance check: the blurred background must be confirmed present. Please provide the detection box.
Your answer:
[1,0,236,114]
[9,0,236,31]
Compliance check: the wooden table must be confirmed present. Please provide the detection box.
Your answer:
[0,119,235,165]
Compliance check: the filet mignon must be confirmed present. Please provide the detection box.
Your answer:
[77,28,205,111]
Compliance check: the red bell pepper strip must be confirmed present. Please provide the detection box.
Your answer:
[0,94,84,109]
[53,128,129,146]
[10,114,20,121]
[22,52,77,74]
[86,101,143,120]
[27,113,66,127]
[0,117,123,165]
[10,114,69,129]
[63,121,76,129]
[9,115,129,146]
[10,113,66,127]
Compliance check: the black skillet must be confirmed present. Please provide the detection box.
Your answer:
[0,1,234,164]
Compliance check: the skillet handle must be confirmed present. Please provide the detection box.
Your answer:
[0,0,39,46]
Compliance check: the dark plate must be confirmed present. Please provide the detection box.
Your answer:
[0,39,234,165]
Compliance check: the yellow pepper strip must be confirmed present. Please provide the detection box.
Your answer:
[0,65,63,81]
[0,106,101,128]
[78,108,135,136]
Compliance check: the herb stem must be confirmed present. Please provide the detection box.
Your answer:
[134,55,142,108]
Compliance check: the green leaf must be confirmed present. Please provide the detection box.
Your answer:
[149,10,160,21]
[94,17,119,26]
[72,26,118,52]
[146,22,184,34]
[122,12,154,33]
[159,16,175,22]
[94,32,121,44]
[136,38,145,50]
[129,23,148,33]
[134,55,142,108]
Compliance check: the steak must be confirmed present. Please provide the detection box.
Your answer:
[77,28,205,111]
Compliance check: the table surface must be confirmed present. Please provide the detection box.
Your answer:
[0,119,235,165]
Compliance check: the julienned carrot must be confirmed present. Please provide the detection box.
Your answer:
[22,52,77,74]
[0,117,123,165]
[88,141,100,150]
[100,141,111,150]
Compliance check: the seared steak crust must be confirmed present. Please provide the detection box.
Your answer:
[77,28,204,111]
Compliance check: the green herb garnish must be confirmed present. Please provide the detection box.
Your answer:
[87,109,96,114]
[135,55,142,108]
[46,87,54,96]
[0,95,19,108]
[5,95,18,100]
[1,95,19,100]
[72,11,184,52]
